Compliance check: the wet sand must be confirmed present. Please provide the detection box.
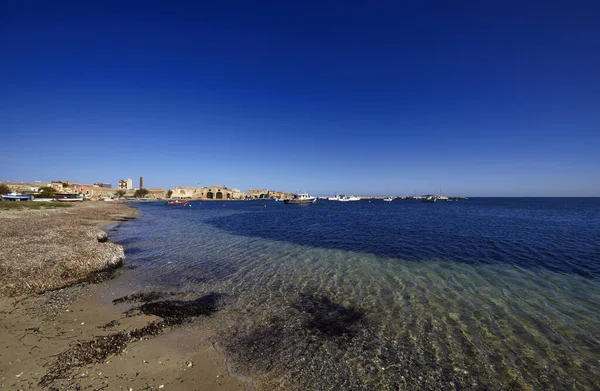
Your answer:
[0,202,248,390]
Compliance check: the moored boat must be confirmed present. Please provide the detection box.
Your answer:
[383,197,393,202]
[284,193,317,204]
[329,194,360,201]
[1,192,34,201]
[422,195,437,203]
[54,194,84,202]
[166,199,188,205]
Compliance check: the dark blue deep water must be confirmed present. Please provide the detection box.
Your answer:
[109,198,600,390]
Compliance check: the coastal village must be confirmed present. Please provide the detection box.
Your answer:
[0,176,296,201]
[1,177,465,202]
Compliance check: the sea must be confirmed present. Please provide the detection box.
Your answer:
[107,198,600,390]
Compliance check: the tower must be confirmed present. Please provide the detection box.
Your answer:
[140,176,143,189]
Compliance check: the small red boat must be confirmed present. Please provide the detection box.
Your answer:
[166,199,188,205]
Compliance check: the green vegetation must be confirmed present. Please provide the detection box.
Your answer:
[166,189,173,198]
[0,201,72,211]
[134,188,149,198]
[37,186,55,198]
[115,189,126,198]
[0,183,11,194]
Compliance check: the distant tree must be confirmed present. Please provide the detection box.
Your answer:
[134,188,149,198]
[115,189,126,198]
[62,182,70,188]
[166,189,173,198]
[37,186,54,198]
[0,183,11,194]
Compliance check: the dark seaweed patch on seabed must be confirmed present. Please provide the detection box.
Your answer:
[40,321,169,388]
[112,291,175,304]
[293,294,364,338]
[139,293,226,321]
[220,291,597,391]
[41,293,225,388]
[220,294,369,390]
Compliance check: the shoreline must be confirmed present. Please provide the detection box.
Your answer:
[0,202,248,390]
[0,202,139,297]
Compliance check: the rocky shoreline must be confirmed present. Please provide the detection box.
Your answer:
[0,202,138,297]
[0,202,247,390]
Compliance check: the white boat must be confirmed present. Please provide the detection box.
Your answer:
[32,198,54,202]
[329,194,360,201]
[1,192,34,201]
[437,185,448,200]
[422,195,437,203]
[284,193,317,204]
[383,197,393,202]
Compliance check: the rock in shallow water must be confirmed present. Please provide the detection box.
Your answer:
[96,231,108,242]
[103,244,125,268]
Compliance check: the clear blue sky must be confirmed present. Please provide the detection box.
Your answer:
[1,1,599,196]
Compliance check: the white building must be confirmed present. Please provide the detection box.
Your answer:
[118,178,134,190]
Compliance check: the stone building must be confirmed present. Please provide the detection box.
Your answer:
[202,185,233,200]
[71,184,95,198]
[171,187,203,199]
[170,185,246,200]
[268,190,294,200]
[93,187,118,198]
[248,188,293,199]
[147,188,168,199]
[1,182,45,193]
[248,189,269,199]
[49,182,65,192]
[231,188,245,199]
[199,185,247,200]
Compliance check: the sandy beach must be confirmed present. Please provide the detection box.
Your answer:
[0,202,248,390]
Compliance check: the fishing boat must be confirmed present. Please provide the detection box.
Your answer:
[284,193,317,204]
[339,195,361,202]
[437,185,448,200]
[166,199,188,205]
[54,194,84,202]
[383,197,393,202]
[1,192,34,201]
[329,194,360,201]
[422,195,437,203]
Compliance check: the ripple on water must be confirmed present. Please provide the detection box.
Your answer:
[106,200,600,390]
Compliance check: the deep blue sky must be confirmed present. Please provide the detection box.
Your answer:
[1,1,599,196]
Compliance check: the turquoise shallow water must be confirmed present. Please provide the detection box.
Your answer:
[109,198,600,390]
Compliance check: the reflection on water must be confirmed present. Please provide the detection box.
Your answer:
[109,199,600,390]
